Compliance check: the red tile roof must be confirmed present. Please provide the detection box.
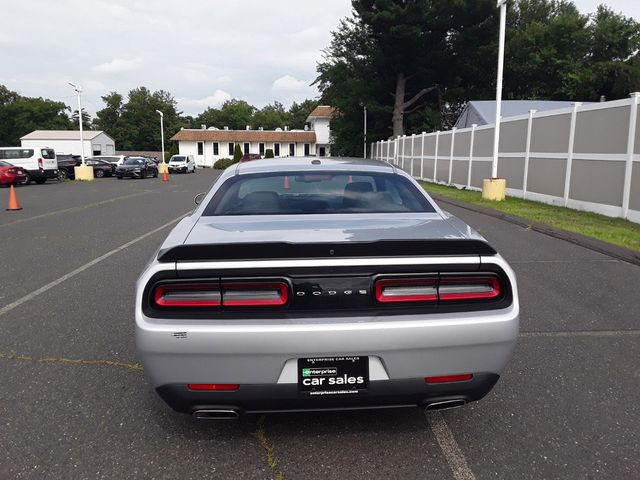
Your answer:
[307,106,336,118]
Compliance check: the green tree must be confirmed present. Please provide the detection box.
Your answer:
[233,143,243,161]
[252,101,289,130]
[0,85,73,146]
[288,99,320,129]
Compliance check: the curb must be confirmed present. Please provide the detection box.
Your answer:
[430,193,640,268]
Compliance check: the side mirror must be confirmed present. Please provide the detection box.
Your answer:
[194,192,206,205]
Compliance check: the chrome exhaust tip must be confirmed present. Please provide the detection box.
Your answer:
[424,399,467,412]
[192,409,240,420]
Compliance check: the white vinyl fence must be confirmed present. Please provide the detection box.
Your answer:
[371,93,640,224]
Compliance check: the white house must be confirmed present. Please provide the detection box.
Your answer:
[170,106,335,167]
[305,105,335,157]
[20,130,116,157]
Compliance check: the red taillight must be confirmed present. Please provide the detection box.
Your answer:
[188,384,239,391]
[425,374,473,384]
[38,158,43,172]
[438,277,500,301]
[375,278,437,303]
[154,284,221,307]
[152,281,289,308]
[222,282,289,306]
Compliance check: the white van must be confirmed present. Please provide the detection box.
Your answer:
[0,147,58,184]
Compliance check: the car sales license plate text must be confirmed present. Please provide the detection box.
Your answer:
[298,356,369,396]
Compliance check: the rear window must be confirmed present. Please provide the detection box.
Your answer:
[0,149,34,160]
[41,149,55,159]
[203,171,435,216]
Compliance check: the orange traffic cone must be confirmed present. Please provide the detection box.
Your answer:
[6,185,22,211]
[162,171,169,182]
[283,176,289,189]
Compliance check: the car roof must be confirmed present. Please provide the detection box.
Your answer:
[235,157,395,175]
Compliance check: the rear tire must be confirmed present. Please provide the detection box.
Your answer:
[141,171,147,179]
[35,177,46,185]
[95,169,105,178]
[22,173,32,185]
[153,170,158,178]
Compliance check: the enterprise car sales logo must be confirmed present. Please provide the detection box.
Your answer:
[302,367,338,377]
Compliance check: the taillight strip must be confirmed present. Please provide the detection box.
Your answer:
[375,278,437,303]
[154,284,221,307]
[222,282,289,306]
[438,277,500,301]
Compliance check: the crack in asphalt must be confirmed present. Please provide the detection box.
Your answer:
[0,351,143,372]
[520,329,640,337]
[252,416,285,480]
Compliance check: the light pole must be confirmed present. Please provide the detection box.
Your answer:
[363,105,367,159]
[482,0,508,200]
[68,82,85,165]
[155,110,165,164]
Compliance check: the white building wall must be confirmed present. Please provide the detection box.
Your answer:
[310,118,331,144]
[21,133,115,157]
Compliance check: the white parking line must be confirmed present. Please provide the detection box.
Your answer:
[427,411,476,480]
[0,213,187,318]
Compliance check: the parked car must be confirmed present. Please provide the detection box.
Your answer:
[56,154,81,179]
[240,153,262,162]
[85,158,116,177]
[0,147,58,184]
[168,155,196,173]
[0,161,28,186]
[135,158,519,419]
[115,157,158,179]
[92,155,126,166]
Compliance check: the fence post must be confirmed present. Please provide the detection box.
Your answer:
[420,132,426,180]
[563,102,582,207]
[622,93,640,219]
[448,127,457,185]
[400,135,405,169]
[394,137,399,165]
[522,109,536,199]
[410,134,416,176]
[467,124,477,188]
[433,130,440,182]
[386,140,390,163]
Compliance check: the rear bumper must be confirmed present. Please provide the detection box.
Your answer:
[157,373,500,414]
[28,169,58,179]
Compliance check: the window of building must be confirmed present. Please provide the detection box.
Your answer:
[289,143,295,156]
[244,143,250,155]
[259,143,265,156]
[92,145,102,156]
[228,142,234,155]
[304,143,310,156]
[213,142,219,156]
[319,146,326,157]
[197,142,204,155]
[274,143,280,156]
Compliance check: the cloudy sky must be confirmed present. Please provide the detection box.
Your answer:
[1,0,638,117]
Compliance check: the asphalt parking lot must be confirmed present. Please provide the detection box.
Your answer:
[0,169,638,479]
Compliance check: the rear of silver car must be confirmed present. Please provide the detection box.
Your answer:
[136,246,518,418]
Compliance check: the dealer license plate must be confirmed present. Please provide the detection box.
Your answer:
[298,356,369,396]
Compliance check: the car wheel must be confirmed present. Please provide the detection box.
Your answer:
[153,170,158,178]
[57,169,68,180]
[141,171,147,179]
[117,176,122,180]
[35,178,46,185]
[95,169,105,178]
[22,173,32,185]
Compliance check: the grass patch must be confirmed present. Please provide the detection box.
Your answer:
[419,181,640,252]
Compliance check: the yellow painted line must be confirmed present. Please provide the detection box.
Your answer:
[252,416,285,480]
[427,411,476,480]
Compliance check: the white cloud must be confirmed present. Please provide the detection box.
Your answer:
[177,90,232,114]
[92,58,141,74]
[272,75,311,92]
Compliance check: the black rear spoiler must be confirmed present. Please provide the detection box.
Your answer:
[157,240,497,262]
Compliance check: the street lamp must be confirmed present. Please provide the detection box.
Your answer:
[362,104,367,159]
[68,82,85,165]
[482,0,508,201]
[155,110,165,164]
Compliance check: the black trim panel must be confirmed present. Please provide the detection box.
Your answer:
[156,373,500,415]
[158,239,496,262]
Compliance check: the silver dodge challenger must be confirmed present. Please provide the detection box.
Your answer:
[135,158,519,419]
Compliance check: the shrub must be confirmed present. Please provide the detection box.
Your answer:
[264,148,274,158]
[233,144,243,162]
[213,157,238,169]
